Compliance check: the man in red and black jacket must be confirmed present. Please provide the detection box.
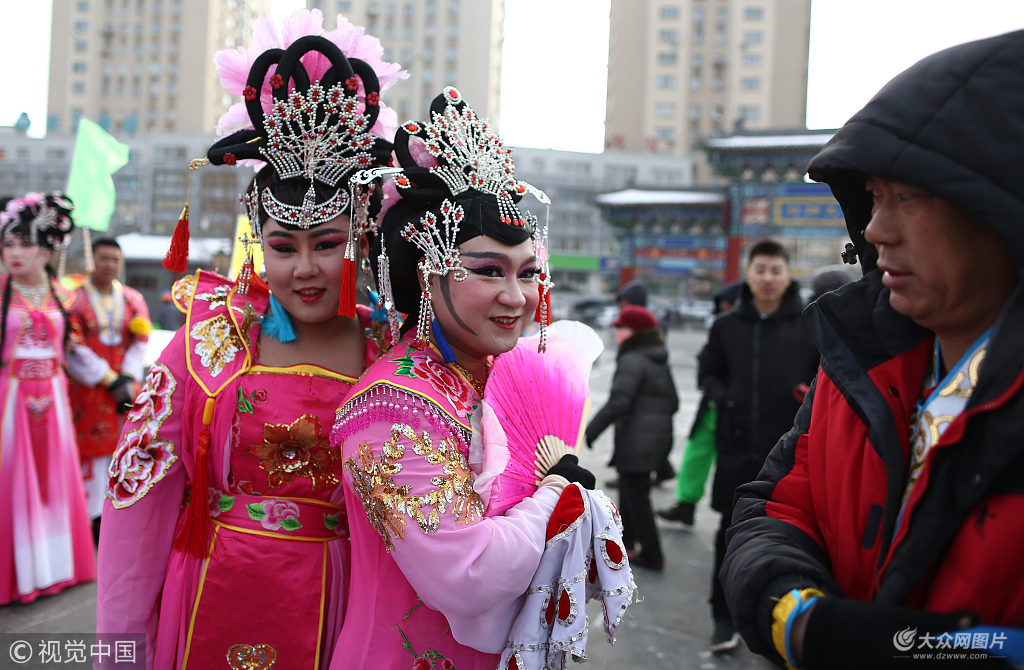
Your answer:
[721,31,1024,670]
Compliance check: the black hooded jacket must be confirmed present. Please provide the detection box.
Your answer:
[698,281,820,513]
[721,31,1024,666]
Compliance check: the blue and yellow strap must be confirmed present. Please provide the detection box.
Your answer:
[772,588,825,669]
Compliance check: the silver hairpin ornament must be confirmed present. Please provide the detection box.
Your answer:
[402,198,467,344]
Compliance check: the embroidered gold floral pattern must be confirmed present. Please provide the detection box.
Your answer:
[245,414,340,489]
[226,643,276,670]
[345,423,484,552]
[195,284,232,311]
[190,314,242,377]
[171,274,197,310]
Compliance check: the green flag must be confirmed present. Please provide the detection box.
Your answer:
[66,118,130,232]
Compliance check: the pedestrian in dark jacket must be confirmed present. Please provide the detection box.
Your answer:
[722,31,1024,670]
[586,305,678,570]
[699,239,820,652]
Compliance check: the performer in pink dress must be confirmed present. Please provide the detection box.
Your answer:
[329,88,599,669]
[95,10,404,669]
[0,191,95,606]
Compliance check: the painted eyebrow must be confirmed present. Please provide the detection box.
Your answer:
[265,227,346,239]
[461,252,539,266]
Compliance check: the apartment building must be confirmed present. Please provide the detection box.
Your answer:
[308,0,504,125]
[47,0,271,136]
[604,0,811,182]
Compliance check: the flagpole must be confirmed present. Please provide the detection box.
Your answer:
[57,240,68,278]
[83,226,94,273]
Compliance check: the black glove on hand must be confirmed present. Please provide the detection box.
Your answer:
[545,454,596,490]
[107,374,136,414]
[802,597,1004,670]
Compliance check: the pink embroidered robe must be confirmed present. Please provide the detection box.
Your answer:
[328,334,560,670]
[0,276,96,605]
[96,271,382,670]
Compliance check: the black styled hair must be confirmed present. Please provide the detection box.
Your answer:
[370,89,539,334]
[0,192,75,250]
[92,238,121,254]
[748,239,789,265]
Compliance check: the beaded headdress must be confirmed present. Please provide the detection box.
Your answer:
[355,87,554,356]
[164,10,404,314]
[0,192,75,251]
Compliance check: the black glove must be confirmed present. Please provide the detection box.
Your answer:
[545,454,596,490]
[107,374,137,414]
[802,597,1003,670]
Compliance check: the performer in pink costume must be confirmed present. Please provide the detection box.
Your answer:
[0,191,95,605]
[95,10,404,669]
[329,88,599,669]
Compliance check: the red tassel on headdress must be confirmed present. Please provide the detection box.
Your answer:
[163,206,191,273]
[173,397,216,558]
[534,273,552,325]
[250,272,270,298]
[338,256,357,317]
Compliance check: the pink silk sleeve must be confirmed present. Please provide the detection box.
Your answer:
[95,327,189,664]
[347,420,559,653]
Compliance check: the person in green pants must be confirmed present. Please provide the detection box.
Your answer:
[657,282,740,526]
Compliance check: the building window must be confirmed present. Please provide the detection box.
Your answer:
[743,30,763,44]
[169,40,179,54]
[171,0,181,12]
[152,20,161,33]
[402,48,412,62]
[426,1,436,13]
[712,105,724,121]
[47,114,60,131]
[713,75,724,90]
[167,61,178,74]
[660,6,679,19]
[658,52,677,65]
[744,6,764,20]
[445,46,457,59]
[742,53,762,67]
[46,148,68,161]
[741,77,761,90]
[656,75,676,89]
[658,30,678,44]
[739,105,761,120]
[654,127,675,144]
[655,102,676,117]
[151,41,160,54]
[423,70,435,84]
[423,46,434,59]
[149,62,160,76]
[75,20,89,33]
[714,53,726,67]
[693,7,704,21]
[447,23,458,36]
[386,3,396,15]
[716,7,727,21]
[692,53,703,68]
[714,29,725,44]
[405,2,414,15]
[558,162,591,177]
[448,0,459,14]
[73,61,87,73]
[445,69,457,83]
[338,0,352,11]
[693,29,704,44]
[690,104,701,120]
[101,79,110,95]
[422,23,435,37]
[690,75,702,90]
[73,81,86,94]
[75,41,88,52]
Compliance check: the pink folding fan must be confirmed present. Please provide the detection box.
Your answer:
[483,321,604,516]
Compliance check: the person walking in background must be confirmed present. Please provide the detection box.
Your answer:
[699,240,819,652]
[723,31,1024,670]
[0,192,95,605]
[586,305,679,570]
[65,238,150,530]
[660,281,742,527]
[615,281,676,487]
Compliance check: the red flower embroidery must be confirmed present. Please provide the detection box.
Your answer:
[127,363,174,424]
[243,85,258,101]
[269,73,284,89]
[411,659,431,670]
[252,388,269,403]
[107,424,176,508]
[223,153,237,165]
[409,349,475,417]
[346,76,360,92]
[366,91,380,107]
[439,660,455,669]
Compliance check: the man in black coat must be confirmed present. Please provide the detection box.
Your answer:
[698,239,820,652]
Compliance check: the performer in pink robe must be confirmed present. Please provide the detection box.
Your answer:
[0,191,95,606]
[329,88,599,669]
[95,11,404,669]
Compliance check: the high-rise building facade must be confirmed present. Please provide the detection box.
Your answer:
[47,0,271,137]
[308,0,504,126]
[604,0,811,181]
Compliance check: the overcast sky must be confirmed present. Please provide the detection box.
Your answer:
[2,0,1024,152]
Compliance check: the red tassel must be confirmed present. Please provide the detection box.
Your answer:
[250,272,270,298]
[534,273,552,325]
[173,397,216,558]
[163,206,191,273]
[338,256,357,317]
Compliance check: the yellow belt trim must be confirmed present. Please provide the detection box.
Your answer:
[211,519,342,542]
[772,588,826,669]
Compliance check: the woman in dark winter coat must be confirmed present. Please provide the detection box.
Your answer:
[586,305,679,570]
